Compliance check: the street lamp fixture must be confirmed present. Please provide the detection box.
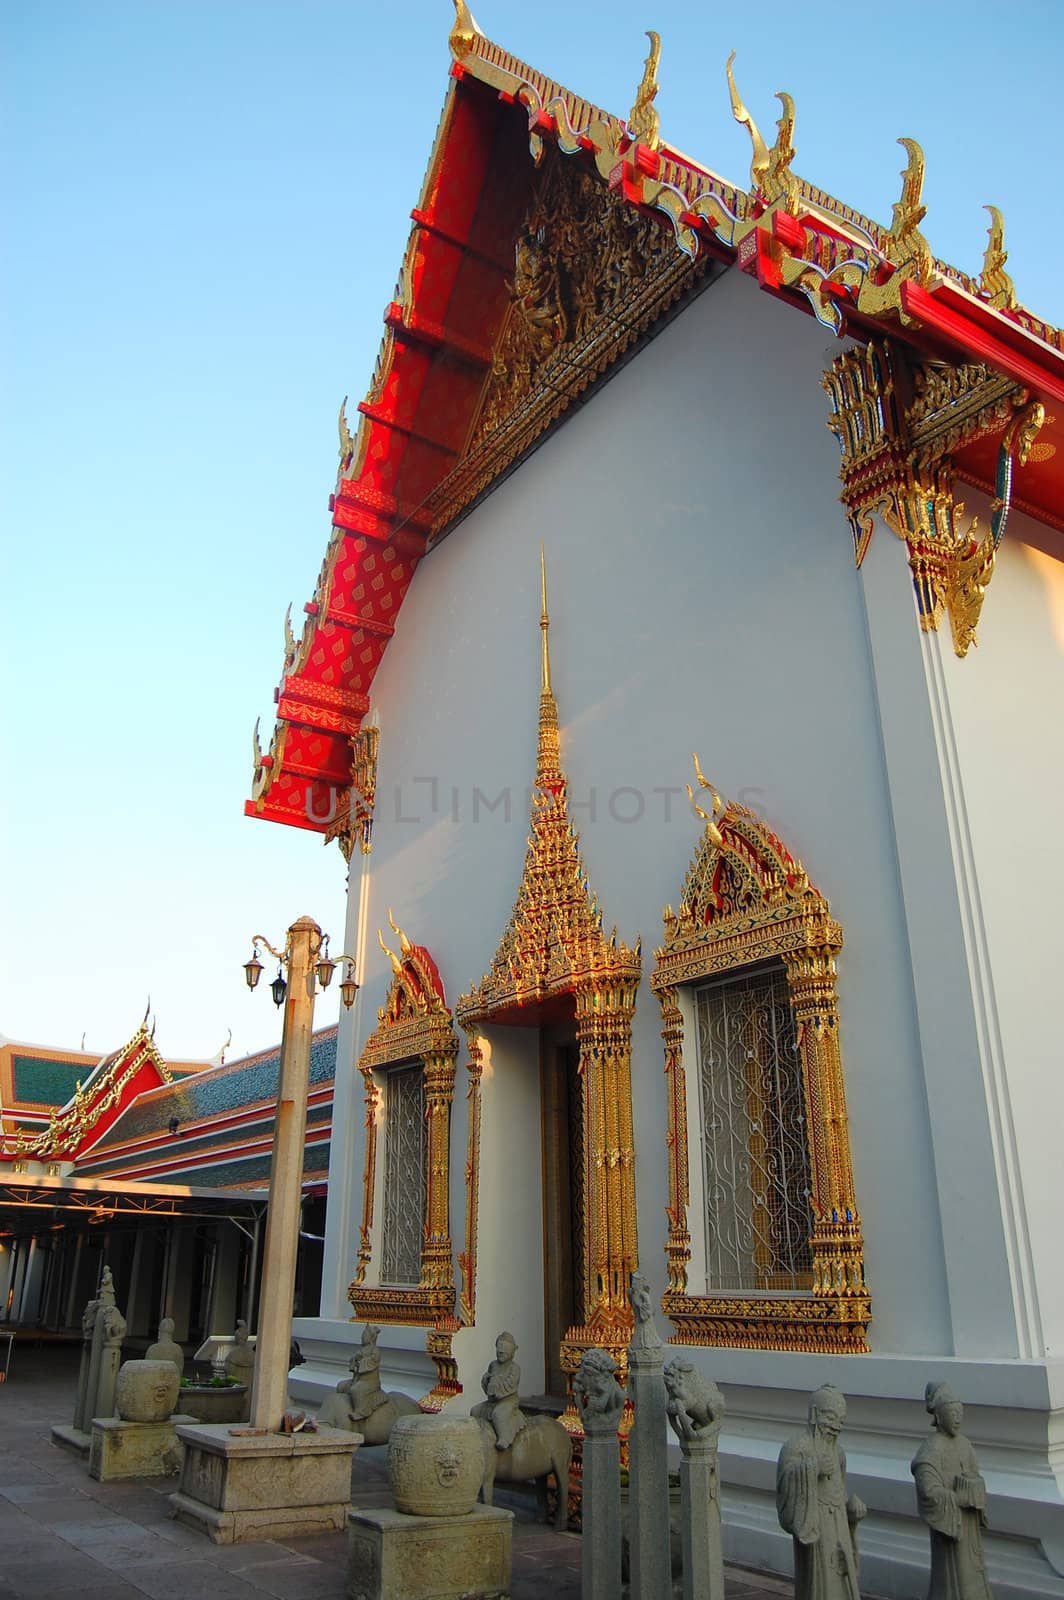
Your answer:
[242,932,358,1008]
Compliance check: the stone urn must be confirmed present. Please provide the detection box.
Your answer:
[388,1413,483,1517]
[115,1359,181,1423]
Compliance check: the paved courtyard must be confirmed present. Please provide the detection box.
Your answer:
[0,1346,792,1599]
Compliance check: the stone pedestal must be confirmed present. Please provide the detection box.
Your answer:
[90,1413,197,1481]
[677,1437,723,1600]
[168,1421,360,1544]
[346,1505,513,1600]
[50,1423,91,1460]
[627,1344,671,1600]
[582,1428,623,1600]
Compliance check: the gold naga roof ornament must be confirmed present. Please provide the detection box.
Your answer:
[338,395,355,471]
[283,603,298,671]
[980,205,1018,311]
[627,30,662,152]
[725,50,798,215]
[856,137,935,321]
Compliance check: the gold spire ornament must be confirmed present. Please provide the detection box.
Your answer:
[980,205,1017,310]
[628,30,661,151]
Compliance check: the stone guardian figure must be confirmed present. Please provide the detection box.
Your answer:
[664,1357,726,1600]
[574,1349,624,1600]
[911,1382,994,1600]
[471,1331,527,1451]
[776,1384,866,1600]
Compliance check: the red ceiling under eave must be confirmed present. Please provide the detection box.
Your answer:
[953,416,1064,536]
[246,80,540,834]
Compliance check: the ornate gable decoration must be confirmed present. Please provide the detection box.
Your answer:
[0,1020,172,1162]
[652,758,870,1355]
[655,756,842,984]
[457,556,641,1024]
[360,916,457,1072]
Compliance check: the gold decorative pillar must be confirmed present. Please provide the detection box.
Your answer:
[420,1047,458,1292]
[658,987,691,1295]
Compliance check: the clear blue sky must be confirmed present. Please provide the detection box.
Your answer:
[3,0,1061,1064]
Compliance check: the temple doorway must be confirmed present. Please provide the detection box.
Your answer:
[540,1019,583,1399]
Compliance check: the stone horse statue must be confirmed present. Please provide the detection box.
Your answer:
[475,1413,572,1531]
[317,1324,422,1444]
[470,1331,571,1531]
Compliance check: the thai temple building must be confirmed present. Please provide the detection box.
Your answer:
[0,1025,335,1344]
[7,1,1060,1592]
[240,6,1064,1591]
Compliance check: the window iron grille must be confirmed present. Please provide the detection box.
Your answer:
[696,963,814,1294]
[380,1063,427,1286]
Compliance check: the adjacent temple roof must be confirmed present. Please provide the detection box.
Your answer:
[1,1024,336,1191]
[246,3,1064,841]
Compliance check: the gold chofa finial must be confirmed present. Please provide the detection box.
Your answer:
[449,0,479,59]
[377,927,402,977]
[980,205,1017,310]
[338,396,353,467]
[387,908,413,956]
[726,51,798,212]
[727,51,769,193]
[686,752,726,846]
[628,30,661,151]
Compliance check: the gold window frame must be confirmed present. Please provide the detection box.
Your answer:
[348,917,459,1327]
[651,762,871,1353]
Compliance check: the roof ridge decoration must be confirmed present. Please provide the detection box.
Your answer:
[651,757,871,1354]
[0,1020,173,1163]
[350,916,459,1340]
[457,549,642,1386]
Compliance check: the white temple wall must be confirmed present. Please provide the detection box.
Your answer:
[937,506,1064,1357]
[303,266,1064,1594]
[338,268,951,1357]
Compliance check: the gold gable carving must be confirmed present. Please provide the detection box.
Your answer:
[427,147,705,537]
[651,760,871,1354]
[349,919,459,1335]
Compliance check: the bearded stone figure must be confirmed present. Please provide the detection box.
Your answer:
[911,1383,993,1600]
[776,1384,865,1600]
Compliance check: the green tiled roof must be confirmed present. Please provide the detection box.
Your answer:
[11,1055,86,1107]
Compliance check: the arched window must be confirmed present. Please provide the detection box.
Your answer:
[349,920,458,1327]
[651,762,870,1353]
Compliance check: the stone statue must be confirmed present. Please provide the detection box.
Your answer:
[145,1317,184,1375]
[471,1331,527,1451]
[628,1270,663,1353]
[664,1356,725,1448]
[573,1347,624,1433]
[776,1384,866,1600]
[665,1357,727,1600]
[317,1323,420,1443]
[224,1318,256,1381]
[116,1359,180,1423]
[911,1382,993,1600]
